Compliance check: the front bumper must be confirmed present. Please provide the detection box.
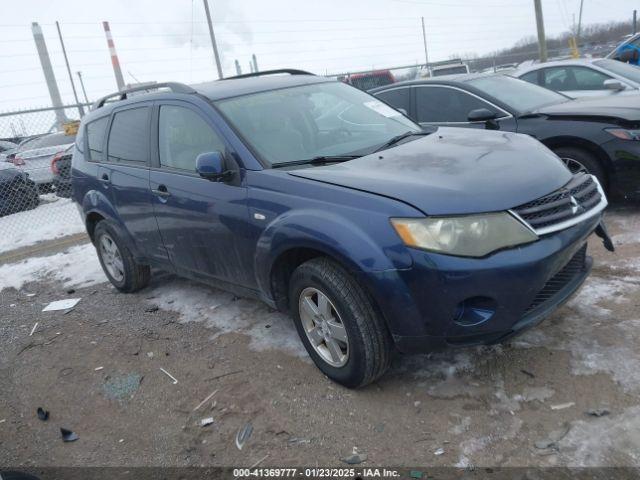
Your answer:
[361,213,602,354]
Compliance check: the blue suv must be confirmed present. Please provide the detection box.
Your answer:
[72,70,611,387]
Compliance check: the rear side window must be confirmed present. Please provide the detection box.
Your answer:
[107,107,150,163]
[415,86,497,123]
[520,71,539,85]
[376,88,411,115]
[86,117,108,161]
[158,105,225,171]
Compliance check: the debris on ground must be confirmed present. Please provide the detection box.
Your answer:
[586,408,610,417]
[194,390,219,412]
[60,428,79,442]
[102,373,143,401]
[342,447,367,464]
[94,366,104,371]
[29,323,38,336]
[434,448,444,456]
[534,422,571,451]
[520,369,535,378]
[236,422,253,450]
[159,367,178,385]
[0,419,5,424]
[550,402,575,410]
[250,454,269,468]
[199,417,214,427]
[66,289,76,294]
[42,298,80,312]
[36,407,49,421]
[288,437,311,445]
[146,352,154,358]
[145,305,159,313]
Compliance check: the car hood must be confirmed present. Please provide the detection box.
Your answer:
[536,95,640,122]
[288,128,571,215]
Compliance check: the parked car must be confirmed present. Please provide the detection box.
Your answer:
[372,73,640,200]
[606,33,640,65]
[10,132,76,191]
[341,70,395,91]
[0,140,18,162]
[51,145,74,198]
[73,72,610,387]
[0,162,39,217]
[516,58,640,98]
[430,61,470,77]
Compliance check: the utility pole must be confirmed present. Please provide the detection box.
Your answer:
[234,59,242,75]
[76,71,89,104]
[533,0,548,62]
[103,21,125,91]
[634,10,637,35]
[31,22,68,128]
[203,0,224,79]
[56,21,84,117]
[252,53,258,73]
[576,0,584,41]
[421,17,430,68]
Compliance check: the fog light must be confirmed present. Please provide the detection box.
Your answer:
[454,297,497,327]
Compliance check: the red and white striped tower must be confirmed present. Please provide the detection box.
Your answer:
[103,21,125,91]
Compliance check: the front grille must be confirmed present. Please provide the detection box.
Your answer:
[524,244,587,315]
[513,173,602,231]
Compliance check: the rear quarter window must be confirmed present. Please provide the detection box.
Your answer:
[86,116,109,162]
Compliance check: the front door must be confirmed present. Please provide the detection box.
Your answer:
[149,101,253,287]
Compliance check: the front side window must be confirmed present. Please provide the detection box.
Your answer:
[86,116,108,161]
[215,81,420,166]
[519,70,540,85]
[415,86,497,123]
[107,107,149,163]
[158,105,225,171]
[543,67,611,91]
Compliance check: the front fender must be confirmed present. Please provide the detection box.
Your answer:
[254,208,413,297]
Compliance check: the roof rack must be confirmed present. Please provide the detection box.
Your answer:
[222,69,315,80]
[92,82,196,109]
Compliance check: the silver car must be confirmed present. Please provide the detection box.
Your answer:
[11,133,76,189]
[515,58,640,98]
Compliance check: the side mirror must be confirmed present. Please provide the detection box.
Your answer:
[196,151,230,181]
[468,108,497,122]
[604,79,626,91]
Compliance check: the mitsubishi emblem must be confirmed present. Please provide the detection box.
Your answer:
[570,196,580,215]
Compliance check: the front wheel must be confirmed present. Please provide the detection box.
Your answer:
[289,257,393,388]
[553,146,607,190]
[94,221,150,293]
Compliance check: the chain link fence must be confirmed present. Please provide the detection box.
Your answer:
[0,104,88,256]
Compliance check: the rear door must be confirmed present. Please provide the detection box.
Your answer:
[149,100,253,287]
[103,103,169,264]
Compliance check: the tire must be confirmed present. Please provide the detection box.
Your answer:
[288,257,393,388]
[94,221,150,293]
[553,146,607,190]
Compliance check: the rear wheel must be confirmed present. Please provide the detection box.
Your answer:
[94,221,150,293]
[553,146,607,190]
[289,257,393,388]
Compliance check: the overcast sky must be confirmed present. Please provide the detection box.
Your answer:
[0,0,638,113]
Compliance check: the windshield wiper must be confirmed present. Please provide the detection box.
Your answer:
[271,155,360,168]
[373,131,431,153]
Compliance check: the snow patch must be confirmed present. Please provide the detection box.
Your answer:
[149,278,306,357]
[0,243,105,292]
[0,196,85,253]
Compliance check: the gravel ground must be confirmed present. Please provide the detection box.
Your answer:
[0,206,639,468]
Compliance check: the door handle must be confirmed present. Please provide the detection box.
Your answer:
[152,184,171,197]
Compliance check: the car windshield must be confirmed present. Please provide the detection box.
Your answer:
[594,58,640,84]
[466,75,568,113]
[215,81,421,166]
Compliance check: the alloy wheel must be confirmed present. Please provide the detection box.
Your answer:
[99,233,125,282]
[298,287,349,367]
[561,156,588,175]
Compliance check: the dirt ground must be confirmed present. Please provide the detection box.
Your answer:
[1,206,639,469]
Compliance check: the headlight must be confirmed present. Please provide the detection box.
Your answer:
[391,212,538,257]
[605,128,640,141]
